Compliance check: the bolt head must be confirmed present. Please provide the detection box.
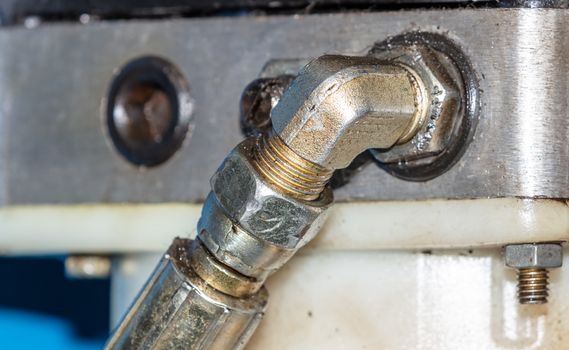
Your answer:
[505,243,563,269]
[370,44,464,165]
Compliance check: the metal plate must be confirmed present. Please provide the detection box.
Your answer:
[0,8,568,205]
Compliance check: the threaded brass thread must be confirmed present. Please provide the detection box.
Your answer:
[252,134,333,201]
[517,268,549,304]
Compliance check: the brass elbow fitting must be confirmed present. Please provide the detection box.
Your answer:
[254,55,429,200]
[271,55,428,170]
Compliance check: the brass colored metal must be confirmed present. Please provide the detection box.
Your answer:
[252,55,430,201]
[517,268,549,304]
[252,134,334,201]
[271,55,429,170]
[190,239,263,298]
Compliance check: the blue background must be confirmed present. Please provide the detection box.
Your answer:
[0,256,109,349]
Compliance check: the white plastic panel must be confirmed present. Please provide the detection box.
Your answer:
[1,198,568,254]
[111,248,569,350]
[249,248,569,349]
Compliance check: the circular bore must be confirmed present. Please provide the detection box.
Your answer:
[105,56,193,167]
[369,32,480,181]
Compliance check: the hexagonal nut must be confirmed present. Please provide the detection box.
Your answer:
[197,192,297,281]
[210,138,333,249]
[505,243,563,269]
[370,44,464,164]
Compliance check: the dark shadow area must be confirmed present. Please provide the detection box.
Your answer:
[0,0,502,26]
[0,256,110,339]
[329,152,372,190]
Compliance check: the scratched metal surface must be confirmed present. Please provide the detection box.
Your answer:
[0,8,567,205]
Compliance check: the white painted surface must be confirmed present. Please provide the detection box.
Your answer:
[111,249,569,350]
[1,198,568,254]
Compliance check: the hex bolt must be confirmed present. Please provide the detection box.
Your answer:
[106,56,193,167]
[504,243,563,304]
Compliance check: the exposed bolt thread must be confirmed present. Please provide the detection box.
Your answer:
[517,268,549,304]
[252,134,333,201]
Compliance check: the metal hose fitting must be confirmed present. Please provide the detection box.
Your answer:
[105,239,267,350]
[271,55,428,170]
[253,133,333,201]
[107,51,463,349]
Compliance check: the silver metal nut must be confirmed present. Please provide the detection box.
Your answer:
[505,243,563,269]
[370,44,464,164]
[198,193,296,281]
[210,138,333,249]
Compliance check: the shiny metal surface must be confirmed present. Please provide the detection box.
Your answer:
[106,238,267,350]
[0,9,568,203]
[189,239,263,297]
[271,55,427,170]
[505,243,564,269]
[198,193,297,281]
[504,243,563,304]
[210,138,332,248]
[370,45,462,164]
[264,42,471,181]
[515,268,551,304]
[369,32,478,180]
[253,132,335,200]
[198,134,332,285]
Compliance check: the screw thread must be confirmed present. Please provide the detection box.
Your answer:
[517,268,549,304]
[252,134,333,201]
